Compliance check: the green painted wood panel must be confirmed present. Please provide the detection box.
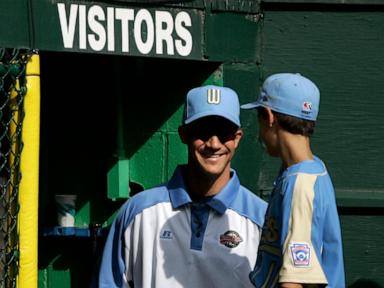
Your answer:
[166,132,188,180]
[222,63,266,196]
[258,6,384,286]
[259,9,384,206]
[206,11,260,62]
[129,132,165,188]
[0,0,31,48]
[340,214,384,286]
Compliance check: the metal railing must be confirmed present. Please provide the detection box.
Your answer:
[0,48,32,288]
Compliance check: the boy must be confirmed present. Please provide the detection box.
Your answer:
[241,73,345,287]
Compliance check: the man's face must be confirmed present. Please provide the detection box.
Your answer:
[182,116,242,178]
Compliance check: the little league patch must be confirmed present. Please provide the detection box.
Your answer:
[290,242,311,267]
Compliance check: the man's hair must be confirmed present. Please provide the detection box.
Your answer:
[257,107,315,137]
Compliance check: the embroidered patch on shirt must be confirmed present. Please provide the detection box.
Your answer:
[160,230,173,240]
[290,242,310,267]
[219,230,243,248]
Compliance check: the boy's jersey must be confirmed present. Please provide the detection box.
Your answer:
[98,165,267,288]
[250,156,345,288]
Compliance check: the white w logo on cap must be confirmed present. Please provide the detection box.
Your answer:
[207,89,221,104]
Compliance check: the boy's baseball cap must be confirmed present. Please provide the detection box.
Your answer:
[241,73,320,121]
[183,85,241,127]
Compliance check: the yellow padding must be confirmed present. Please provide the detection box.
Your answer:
[18,54,40,288]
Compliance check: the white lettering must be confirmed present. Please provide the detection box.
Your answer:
[88,6,106,51]
[79,5,87,49]
[155,11,174,55]
[57,3,78,48]
[57,4,194,57]
[107,7,115,51]
[175,11,192,56]
[134,9,154,55]
[207,89,221,104]
[116,8,134,52]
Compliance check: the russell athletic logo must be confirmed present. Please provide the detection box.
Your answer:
[219,230,243,248]
[207,88,221,104]
[160,230,173,240]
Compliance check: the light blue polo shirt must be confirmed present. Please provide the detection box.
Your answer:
[99,165,267,288]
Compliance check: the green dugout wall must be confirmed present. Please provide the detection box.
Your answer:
[1,0,384,287]
[251,2,384,287]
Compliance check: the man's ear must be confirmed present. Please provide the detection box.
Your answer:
[233,128,243,148]
[178,125,188,144]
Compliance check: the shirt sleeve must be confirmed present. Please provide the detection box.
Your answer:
[278,173,328,284]
[98,203,132,288]
[321,192,345,287]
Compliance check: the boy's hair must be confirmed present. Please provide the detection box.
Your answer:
[257,107,315,137]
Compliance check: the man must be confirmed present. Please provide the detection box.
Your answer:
[98,85,267,288]
[242,73,345,287]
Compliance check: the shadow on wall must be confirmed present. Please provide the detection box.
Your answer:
[349,278,383,288]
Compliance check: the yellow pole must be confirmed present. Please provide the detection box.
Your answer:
[18,53,40,288]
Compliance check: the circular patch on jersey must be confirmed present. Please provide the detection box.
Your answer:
[219,230,243,248]
[290,242,310,267]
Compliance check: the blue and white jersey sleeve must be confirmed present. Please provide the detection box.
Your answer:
[279,173,329,283]
[318,179,346,287]
[250,157,345,288]
[279,159,345,287]
[98,200,132,287]
[98,187,170,288]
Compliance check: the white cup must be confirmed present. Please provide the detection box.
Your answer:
[55,194,77,227]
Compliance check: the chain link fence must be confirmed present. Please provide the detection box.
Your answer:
[0,48,32,288]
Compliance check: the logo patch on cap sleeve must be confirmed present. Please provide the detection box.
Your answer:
[290,242,310,267]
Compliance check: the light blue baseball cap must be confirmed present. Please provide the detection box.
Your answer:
[184,85,241,127]
[241,73,320,121]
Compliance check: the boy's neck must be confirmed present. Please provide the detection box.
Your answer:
[278,129,314,168]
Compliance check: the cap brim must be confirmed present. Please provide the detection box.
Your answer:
[184,111,240,127]
[240,102,261,110]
